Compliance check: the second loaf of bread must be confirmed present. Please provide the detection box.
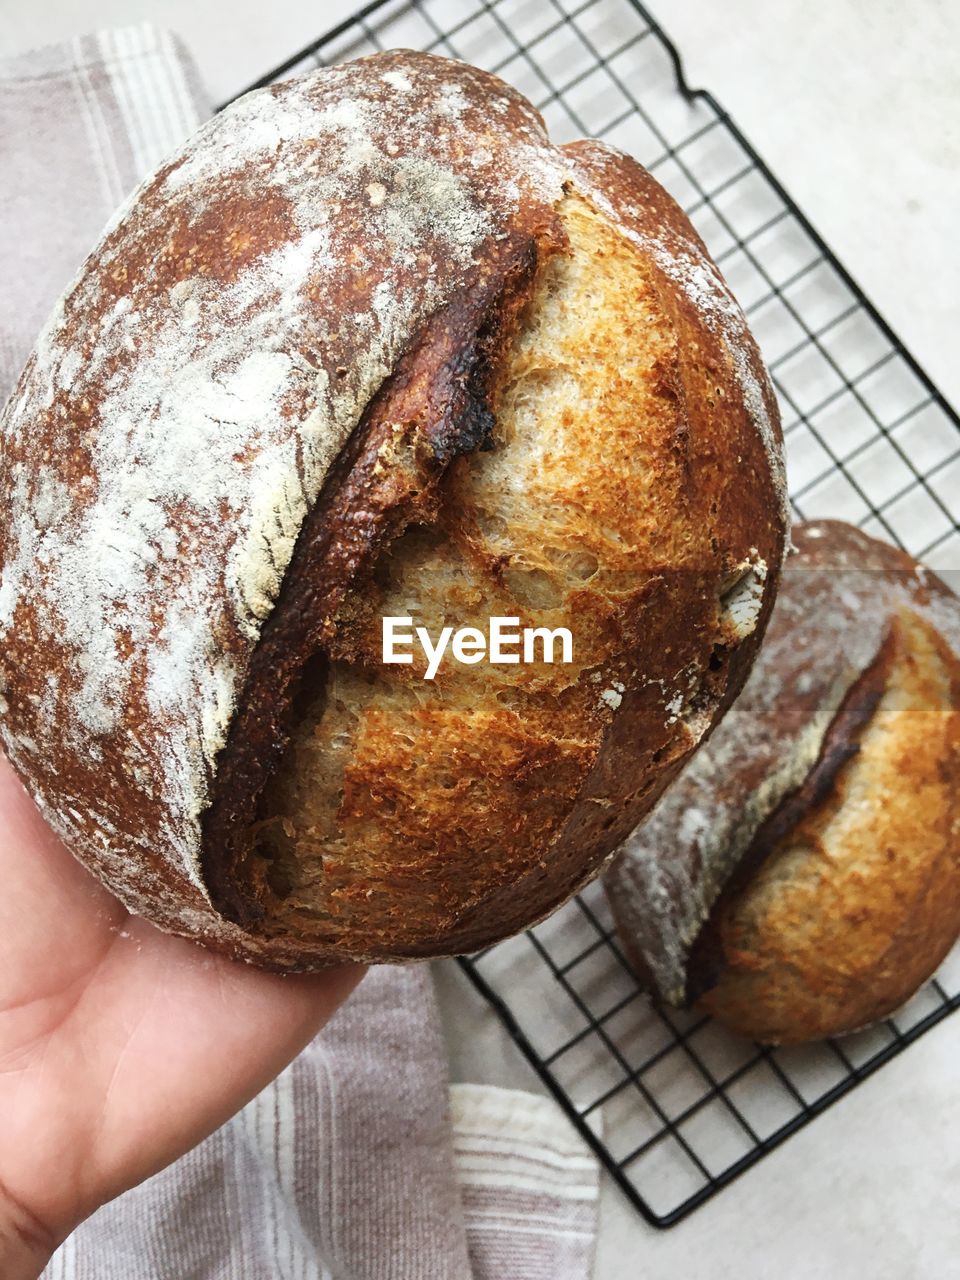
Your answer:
[606,520,960,1042]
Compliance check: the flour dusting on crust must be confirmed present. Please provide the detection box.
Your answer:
[0,52,564,905]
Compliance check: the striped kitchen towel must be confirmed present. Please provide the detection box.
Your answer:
[0,24,601,1280]
[0,24,203,396]
[43,969,599,1280]
[451,1084,600,1280]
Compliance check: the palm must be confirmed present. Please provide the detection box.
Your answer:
[0,755,360,1251]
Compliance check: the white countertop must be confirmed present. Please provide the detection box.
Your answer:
[3,2,958,1276]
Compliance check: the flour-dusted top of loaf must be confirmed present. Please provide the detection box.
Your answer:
[0,53,563,904]
[0,50,786,958]
[606,520,960,1005]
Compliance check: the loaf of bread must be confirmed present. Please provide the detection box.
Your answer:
[606,520,960,1042]
[0,51,786,969]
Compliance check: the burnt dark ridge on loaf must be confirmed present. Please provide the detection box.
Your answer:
[201,223,563,928]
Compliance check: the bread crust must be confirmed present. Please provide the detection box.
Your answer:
[0,51,786,967]
[606,520,960,1041]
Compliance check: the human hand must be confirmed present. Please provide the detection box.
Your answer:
[0,755,362,1279]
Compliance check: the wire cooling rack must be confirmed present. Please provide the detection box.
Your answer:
[237,0,960,1229]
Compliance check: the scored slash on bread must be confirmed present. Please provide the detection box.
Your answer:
[0,51,786,968]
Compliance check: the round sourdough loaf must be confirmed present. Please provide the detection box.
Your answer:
[0,51,786,968]
[606,520,960,1042]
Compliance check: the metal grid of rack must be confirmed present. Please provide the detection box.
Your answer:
[239,0,960,1229]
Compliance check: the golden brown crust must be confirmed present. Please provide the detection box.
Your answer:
[607,520,960,1042]
[0,52,786,968]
